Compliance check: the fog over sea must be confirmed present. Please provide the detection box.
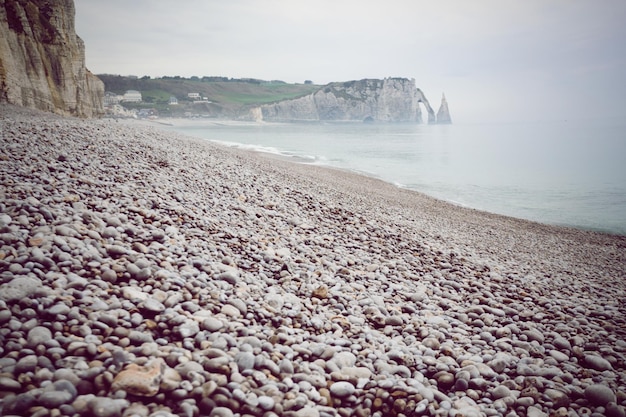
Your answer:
[167,120,626,236]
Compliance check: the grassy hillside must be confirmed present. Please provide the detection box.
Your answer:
[98,75,321,117]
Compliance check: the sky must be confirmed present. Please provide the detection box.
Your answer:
[74,0,626,124]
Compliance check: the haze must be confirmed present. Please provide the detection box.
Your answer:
[75,0,626,124]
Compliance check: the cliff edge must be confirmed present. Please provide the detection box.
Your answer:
[0,0,104,117]
[257,78,436,123]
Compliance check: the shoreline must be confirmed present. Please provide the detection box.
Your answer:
[1,105,625,416]
[152,117,626,238]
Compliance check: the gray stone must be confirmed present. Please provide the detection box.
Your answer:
[27,325,52,347]
[101,268,118,283]
[48,303,71,316]
[88,397,129,417]
[526,406,547,417]
[0,376,21,391]
[258,395,275,411]
[0,276,47,302]
[491,385,511,400]
[143,298,165,313]
[329,381,356,398]
[584,354,613,371]
[216,270,239,285]
[178,320,200,338]
[106,245,128,257]
[235,351,255,371]
[39,389,74,408]
[209,407,234,417]
[584,384,616,406]
[279,359,294,374]
[15,355,38,374]
[201,317,224,332]
[606,403,626,417]
[102,226,119,238]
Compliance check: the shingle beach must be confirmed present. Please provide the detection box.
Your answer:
[1,104,625,417]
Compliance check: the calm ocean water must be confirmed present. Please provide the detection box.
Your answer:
[167,120,626,235]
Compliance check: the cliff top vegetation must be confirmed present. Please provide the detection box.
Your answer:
[99,74,321,114]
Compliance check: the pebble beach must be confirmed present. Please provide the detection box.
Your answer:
[1,104,625,417]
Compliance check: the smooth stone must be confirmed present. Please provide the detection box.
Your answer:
[48,303,71,316]
[201,317,224,332]
[258,395,275,411]
[15,355,38,373]
[27,326,52,347]
[0,376,22,390]
[178,320,200,338]
[0,309,11,324]
[235,351,255,371]
[329,381,356,398]
[279,359,294,374]
[292,407,320,417]
[584,355,613,371]
[87,397,129,417]
[220,304,240,318]
[143,298,165,313]
[606,403,626,417]
[209,407,234,417]
[102,226,119,238]
[585,384,616,406]
[553,337,571,351]
[101,269,118,283]
[544,388,570,408]
[491,385,511,400]
[527,406,547,417]
[39,389,74,408]
[329,351,356,370]
[549,350,569,363]
[216,271,238,285]
[0,276,47,302]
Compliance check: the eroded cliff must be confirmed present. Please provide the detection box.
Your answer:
[0,0,103,117]
[258,78,436,123]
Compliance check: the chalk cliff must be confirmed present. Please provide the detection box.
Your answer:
[0,0,104,117]
[258,78,436,123]
[436,93,452,124]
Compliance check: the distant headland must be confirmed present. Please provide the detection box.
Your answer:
[96,75,451,124]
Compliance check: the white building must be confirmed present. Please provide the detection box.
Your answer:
[122,90,142,102]
[103,91,121,106]
[187,92,201,99]
[169,96,179,105]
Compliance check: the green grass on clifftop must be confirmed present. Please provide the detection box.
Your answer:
[98,75,320,110]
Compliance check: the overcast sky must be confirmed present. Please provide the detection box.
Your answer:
[75,1,626,123]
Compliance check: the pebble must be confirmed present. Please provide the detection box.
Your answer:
[329,381,356,398]
[201,317,224,332]
[583,354,613,371]
[110,359,164,397]
[27,325,52,347]
[584,384,616,406]
[209,407,234,417]
[0,108,624,417]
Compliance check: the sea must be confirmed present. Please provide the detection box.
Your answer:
[166,120,626,236]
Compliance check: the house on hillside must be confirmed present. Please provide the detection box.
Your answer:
[103,91,121,106]
[187,93,201,100]
[169,96,179,105]
[122,90,142,102]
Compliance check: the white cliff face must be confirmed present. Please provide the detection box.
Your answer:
[260,78,436,123]
[436,93,452,124]
[0,0,104,117]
